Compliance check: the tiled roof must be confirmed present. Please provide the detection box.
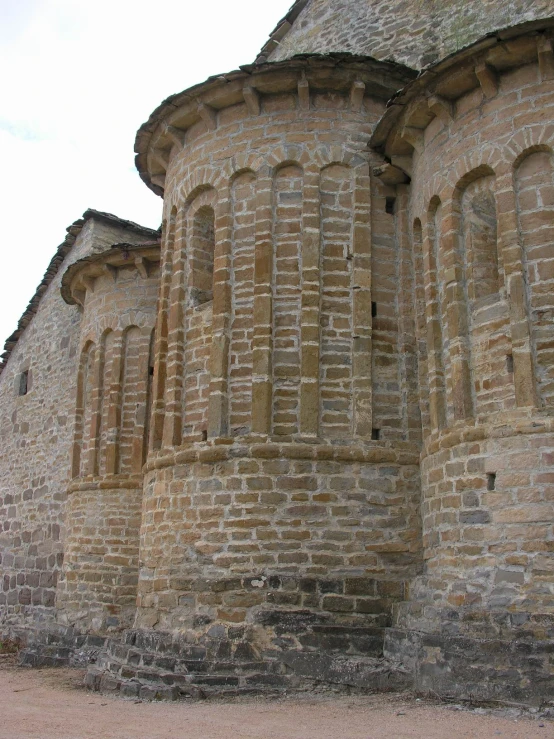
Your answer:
[255,0,309,64]
[0,210,159,375]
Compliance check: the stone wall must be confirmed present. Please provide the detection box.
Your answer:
[265,0,554,69]
[136,443,421,632]
[108,58,425,693]
[0,216,158,635]
[375,27,554,702]
[55,245,160,633]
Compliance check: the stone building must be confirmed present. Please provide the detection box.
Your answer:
[1,0,554,705]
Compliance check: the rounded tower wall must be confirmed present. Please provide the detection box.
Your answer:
[56,246,160,633]
[374,28,554,699]
[133,60,423,651]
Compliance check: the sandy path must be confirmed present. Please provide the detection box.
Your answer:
[0,662,553,739]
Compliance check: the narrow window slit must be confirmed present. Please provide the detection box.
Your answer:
[385,197,396,215]
[201,429,208,442]
[506,354,514,373]
[371,428,381,441]
[19,371,29,396]
[487,472,496,491]
[371,301,377,318]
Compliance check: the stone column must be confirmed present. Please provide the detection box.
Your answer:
[422,215,447,430]
[132,327,155,473]
[352,166,373,437]
[162,210,187,448]
[150,216,175,450]
[207,184,233,438]
[442,201,473,421]
[251,166,273,434]
[300,166,321,435]
[396,184,421,442]
[71,348,89,478]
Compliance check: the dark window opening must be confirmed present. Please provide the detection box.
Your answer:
[385,197,396,215]
[18,371,29,396]
[371,301,377,318]
[201,429,208,442]
[149,365,155,376]
[371,428,381,441]
[506,354,514,374]
[487,472,496,491]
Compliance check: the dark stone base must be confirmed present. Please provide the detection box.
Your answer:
[384,628,554,706]
[85,619,409,700]
[16,623,109,669]
[13,618,554,705]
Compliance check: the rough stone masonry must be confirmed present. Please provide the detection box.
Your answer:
[1,0,554,706]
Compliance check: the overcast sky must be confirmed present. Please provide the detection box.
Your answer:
[0,0,292,349]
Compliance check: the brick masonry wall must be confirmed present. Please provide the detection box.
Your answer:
[55,249,160,632]
[0,218,156,634]
[156,79,415,446]
[135,444,421,633]
[133,66,423,651]
[267,0,554,69]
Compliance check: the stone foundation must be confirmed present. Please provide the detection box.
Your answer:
[385,626,554,706]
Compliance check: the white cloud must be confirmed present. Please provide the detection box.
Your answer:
[0,0,292,346]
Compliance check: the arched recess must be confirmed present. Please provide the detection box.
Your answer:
[182,187,217,438]
[425,196,448,430]
[72,340,95,478]
[190,205,216,306]
[272,163,303,435]
[319,162,354,439]
[457,169,500,302]
[97,329,114,475]
[456,168,511,414]
[515,147,554,406]
[229,170,257,436]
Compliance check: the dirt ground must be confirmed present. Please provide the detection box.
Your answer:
[1,656,553,739]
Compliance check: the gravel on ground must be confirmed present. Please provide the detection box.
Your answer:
[1,657,553,739]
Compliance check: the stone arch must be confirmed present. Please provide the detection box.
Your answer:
[175,166,221,209]
[266,145,310,170]
[312,145,365,171]
[504,124,554,173]
[228,152,265,178]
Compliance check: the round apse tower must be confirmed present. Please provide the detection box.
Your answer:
[373,22,554,703]
[56,243,160,633]
[122,55,423,680]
